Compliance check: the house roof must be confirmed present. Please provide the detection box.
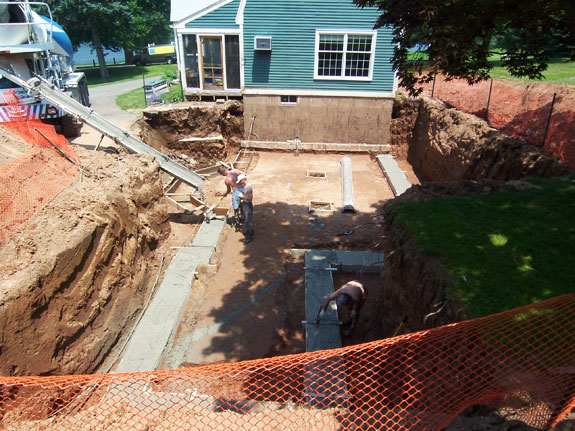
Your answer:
[170,0,219,23]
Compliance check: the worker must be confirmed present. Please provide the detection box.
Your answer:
[236,174,254,243]
[318,280,367,336]
[217,165,246,227]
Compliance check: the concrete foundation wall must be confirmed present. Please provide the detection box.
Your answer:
[244,95,393,144]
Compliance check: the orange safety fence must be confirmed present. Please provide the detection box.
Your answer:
[1,294,574,430]
[419,76,575,171]
[0,90,80,243]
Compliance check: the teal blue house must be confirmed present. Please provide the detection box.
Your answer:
[171,0,397,144]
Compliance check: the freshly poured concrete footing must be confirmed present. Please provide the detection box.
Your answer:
[377,154,412,196]
[242,140,391,153]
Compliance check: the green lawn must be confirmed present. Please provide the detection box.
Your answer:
[391,177,575,318]
[488,56,575,82]
[408,51,575,83]
[79,64,178,87]
[79,64,182,108]
[116,83,183,110]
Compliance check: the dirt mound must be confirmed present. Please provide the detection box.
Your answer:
[136,101,244,169]
[0,127,32,167]
[0,146,170,375]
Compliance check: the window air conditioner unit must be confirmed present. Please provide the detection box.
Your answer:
[254,36,272,51]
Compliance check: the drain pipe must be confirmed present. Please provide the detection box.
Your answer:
[341,157,355,213]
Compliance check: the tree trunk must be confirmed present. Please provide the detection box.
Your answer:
[124,46,134,65]
[89,17,109,82]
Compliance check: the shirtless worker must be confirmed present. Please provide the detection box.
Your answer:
[217,165,246,227]
[318,280,367,336]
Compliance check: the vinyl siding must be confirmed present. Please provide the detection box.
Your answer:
[185,0,240,29]
[243,0,395,92]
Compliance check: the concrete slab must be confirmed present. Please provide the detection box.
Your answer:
[377,154,412,196]
[305,263,340,352]
[304,357,349,408]
[115,246,215,372]
[190,218,226,248]
[333,250,384,273]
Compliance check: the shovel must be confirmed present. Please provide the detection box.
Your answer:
[204,194,226,223]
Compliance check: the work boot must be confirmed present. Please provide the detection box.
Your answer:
[242,235,253,244]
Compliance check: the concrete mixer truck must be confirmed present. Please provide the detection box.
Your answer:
[0,0,90,137]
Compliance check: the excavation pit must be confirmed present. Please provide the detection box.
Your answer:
[308,201,333,213]
[306,170,327,179]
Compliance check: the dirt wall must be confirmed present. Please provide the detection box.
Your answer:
[137,101,244,169]
[419,77,575,171]
[391,96,569,182]
[243,95,394,145]
[0,148,169,376]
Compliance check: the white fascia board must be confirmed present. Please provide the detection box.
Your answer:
[172,0,235,28]
[236,0,247,25]
[176,28,241,35]
[243,88,396,99]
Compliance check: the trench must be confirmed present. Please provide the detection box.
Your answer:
[117,95,568,371]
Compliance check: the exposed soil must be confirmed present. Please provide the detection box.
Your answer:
[0,77,573,429]
[161,151,396,369]
[417,77,575,170]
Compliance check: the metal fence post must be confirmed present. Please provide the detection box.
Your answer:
[143,74,147,107]
[485,78,493,123]
[542,93,557,146]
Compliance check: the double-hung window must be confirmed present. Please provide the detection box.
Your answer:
[315,30,376,81]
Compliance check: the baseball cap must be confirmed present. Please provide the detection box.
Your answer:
[236,174,246,183]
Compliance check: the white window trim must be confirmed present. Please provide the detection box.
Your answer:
[313,30,377,82]
[178,31,243,91]
[279,95,298,105]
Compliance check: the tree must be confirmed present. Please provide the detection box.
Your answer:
[354,0,575,96]
[48,0,172,78]
[47,0,134,81]
[122,0,172,65]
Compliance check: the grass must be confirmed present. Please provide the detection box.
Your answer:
[391,176,575,318]
[408,50,575,83]
[116,83,183,110]
[488,56,575,82]
[80,64,182,109]
[79,64,178,87]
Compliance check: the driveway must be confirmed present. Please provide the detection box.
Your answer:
[87,78,149,129]
[71,76,159,148]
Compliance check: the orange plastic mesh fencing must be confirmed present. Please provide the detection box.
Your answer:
[0,294,574,430]
[0,90,80,243]
[421,76,575,170]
